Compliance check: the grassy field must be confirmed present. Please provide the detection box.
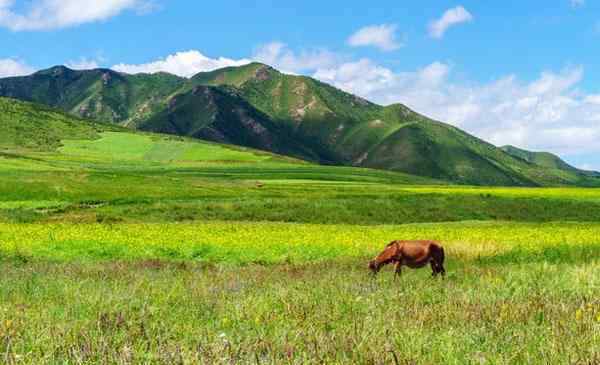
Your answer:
[1,115,599,363]
[0,222,599,364]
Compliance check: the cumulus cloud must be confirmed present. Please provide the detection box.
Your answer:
[111,44,337,78]
[0,58,34,77]
[428,6,473,39]
[347,24,402,51]
[66,57,101,70]
[583,94,600,105]
[0,0,155,31]
[253,42,338,74]
[112,50,252,77]
[571,0,585,8]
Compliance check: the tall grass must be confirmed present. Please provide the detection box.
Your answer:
[0,221,598,363]
[0,257,598,364]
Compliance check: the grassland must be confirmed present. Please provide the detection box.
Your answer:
[1,101,599,363]
[0,222,599,363]
[4,131,600,225]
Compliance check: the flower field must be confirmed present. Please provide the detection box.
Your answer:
[1,221,600,264]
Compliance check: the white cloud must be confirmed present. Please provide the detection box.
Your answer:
[0,58,34,77]
[428,6,473,39]
[579,163,596,171]
[253,42,338,74]
[66,58,101,70]
[112,50,252,77]
[314,59,395,96]
[347,24,402,51]
[583,94,600,105]
[571,0,585,8]
[0,0,155,31]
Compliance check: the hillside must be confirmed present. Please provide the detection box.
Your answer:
[0,96,438,187]
[0,66,186,126]
[0,97,113,151]
[0,96,293,166]
[189,64,600,186]
[500,145,598,176]
[136,85,318,161]
[1,64,599,186]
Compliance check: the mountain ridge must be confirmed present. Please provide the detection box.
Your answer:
[1,63,598,186]
[501,145,597,177]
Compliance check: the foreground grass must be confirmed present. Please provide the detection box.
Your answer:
[0,222,598,363]
[1,257,598,364]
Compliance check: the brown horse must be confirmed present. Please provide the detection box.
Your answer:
[368,240,446,278]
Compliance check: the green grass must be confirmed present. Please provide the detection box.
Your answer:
[1,98,600,363]
[3,125,600,226]
[59,132,270,163]
[0,221,599,263]
[0,97,108,151]
[0,222,598,363]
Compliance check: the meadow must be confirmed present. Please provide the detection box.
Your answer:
[0,222,599,364]
[0,130,599,363]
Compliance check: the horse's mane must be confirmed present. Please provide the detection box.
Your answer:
[386,241,398,248]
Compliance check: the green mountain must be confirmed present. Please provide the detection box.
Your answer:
[1,63,599,186]
[501,145,599,177]
[136,85,318,160]
[0,96,439,189]
[0,66,186,126]
[501,145,576,171]
[0,95,300,167]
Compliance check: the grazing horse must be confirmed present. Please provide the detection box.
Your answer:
[368,240,446,278]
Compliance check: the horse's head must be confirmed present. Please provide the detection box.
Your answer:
[368,259,381,274]
[368,242,398,275]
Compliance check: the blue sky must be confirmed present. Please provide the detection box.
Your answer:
[1,0,600,169]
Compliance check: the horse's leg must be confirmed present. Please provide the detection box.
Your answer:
[436,246,446,278]
[394,261,402,280]
[430,261,438,277]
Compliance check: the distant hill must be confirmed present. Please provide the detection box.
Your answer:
[1,64,599,187]
[501,145,599,177]
[501,145,578,171]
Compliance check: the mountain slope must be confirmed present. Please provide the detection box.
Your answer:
[502,145,579,172]
[0,96,301,167]
[0,96,113,151]
[0,66,186,126]
[137,85,318,160]
[502,145,600,178]
[191,63,600,186]
[0,96,441,190]
[2,64,599,186]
